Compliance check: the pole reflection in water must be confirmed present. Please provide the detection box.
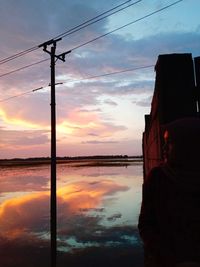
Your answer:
[0,161,143,267]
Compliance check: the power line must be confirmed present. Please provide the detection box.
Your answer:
[0,86,44,102]
[0,64,154,103]
[0,46,39,65]
[65,64,154,83]
[56,0,142,39]
[0,59,49,78]
[0,0,140,65]
[0,0,183,78]
[71,0,184,51]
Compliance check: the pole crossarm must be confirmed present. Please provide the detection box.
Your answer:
[56,50,71,62]
[38,37,62,49]
[39,38,71,62]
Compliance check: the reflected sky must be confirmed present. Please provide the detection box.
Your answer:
[0,162,143,266]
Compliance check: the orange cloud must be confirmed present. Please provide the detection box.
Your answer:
[56,108,99,135]
[0,106,98,137]
[57,108,126,138]
[0,107,46,130]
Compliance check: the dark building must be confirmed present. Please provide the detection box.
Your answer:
[143,53,200,180]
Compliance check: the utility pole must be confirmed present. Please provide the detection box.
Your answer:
[39,38,71,267]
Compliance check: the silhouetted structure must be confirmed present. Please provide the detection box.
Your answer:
[143,53,200,181]
[140,54,200,267]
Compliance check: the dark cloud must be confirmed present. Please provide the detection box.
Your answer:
[1,25,199,108]
[47,31,200,125]
[107,213,122,221]
[2,5,199,100]
[79,207,105,213]
[104,99,118,106]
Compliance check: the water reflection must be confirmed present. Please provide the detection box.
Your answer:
[0,163,143,266]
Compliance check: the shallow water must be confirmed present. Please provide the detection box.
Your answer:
[0,162,144,267]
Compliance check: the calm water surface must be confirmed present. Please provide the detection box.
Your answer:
[0,162,144,267]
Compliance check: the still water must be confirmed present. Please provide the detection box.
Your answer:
[0,161,144,267]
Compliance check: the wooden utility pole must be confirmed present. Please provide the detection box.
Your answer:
[39,38,71,267]
[50,41,57,267]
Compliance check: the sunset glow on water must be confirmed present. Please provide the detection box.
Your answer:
[0,161,143,266]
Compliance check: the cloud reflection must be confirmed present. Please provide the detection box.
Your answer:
[0,171,142,266]
[0,180,129,241]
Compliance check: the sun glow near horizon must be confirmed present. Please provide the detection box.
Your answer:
[0,0,198,158]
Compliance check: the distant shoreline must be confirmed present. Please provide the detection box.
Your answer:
[0,155,143,167]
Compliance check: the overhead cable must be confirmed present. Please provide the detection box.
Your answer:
[55,0,142,39]
[0,0,183,78]
[0,46,39,65]
[0,0,141,65]
[0,64,154,103]
[71,0,184,51]
[0,59,49,78]
[0,86,44,102]
[65,65,154,83]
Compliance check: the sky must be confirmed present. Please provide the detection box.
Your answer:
[0,0,199,159]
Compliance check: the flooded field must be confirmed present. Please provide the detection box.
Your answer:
[0,160,144,267]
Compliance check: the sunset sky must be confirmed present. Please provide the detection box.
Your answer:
[0,0,199,159]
